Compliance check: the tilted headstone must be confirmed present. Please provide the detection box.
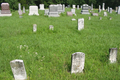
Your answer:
[102,3,105,10]
[117,6,120,14]
[33,24,37,32]
[92,13,98,16]
[39,4,44,10]
[44,9,49,15]
[104,12,107,16]
[67,12,73,16]
[0,3,12,16]
[71,9,75,14]
[23,6,25,13]
[98,5,101,12]
[28,6,39,15]
[109,8,112,13]
[81,4,90,14]
[77,5,79,9]
[73,5,76,8]
[107,7,109,12]
[91,3,93,10]
[10,59,27,80]
[71,52,85,73]
[109,48,117,63]
[49,25,54,30]
[78,18,84,30]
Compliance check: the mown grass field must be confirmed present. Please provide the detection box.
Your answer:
[0,8,120,80]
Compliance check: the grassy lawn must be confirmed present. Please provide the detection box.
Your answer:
[0,8,120,80]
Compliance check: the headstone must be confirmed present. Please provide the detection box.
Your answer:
[57,4,63,14]
[102,3,105,10]
[73,5,76,8]
[109,17,112,20]
[68,5,70,8]
[71,52,85,73]
[81,4,90,14]
[115,7,118,12]
[71,9,75,14]
[10,59,27,80]
[99,17,102,20]
[67,12,73,16]
[18,10,22,18]
[0,3,12,16]
[98,5,101,12]
[71,18,76,21]
[81,6,82,9]
[109,48,117,63]
[28,6,39,15]
[78,18,84,30]
[44,9,49,15]
[39,4,44,10]
[109,8,112,13]
[77,5,79,9]
[18,3,21,11]
[92,13,98,16]
[49,25,54,30]
[33,24,37,32]
[23,6,25,13]
[117,6,120,14]
[48,5,60,17]
[104,12,107,16]
[107,7,109,12]
[62,4,65,12]
[91,3,93,10]
[88,17,91,20]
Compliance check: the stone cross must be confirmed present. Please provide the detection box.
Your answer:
[102,3,105,10]
[91,3,93,10]
[10,59,27,80]
[33,24,37,32]
[49,25,54,30]
[71,52,85,74]
[23,6,25,13]
[109,48,117,63]
[107,7,109,12]
[78,18,84,30]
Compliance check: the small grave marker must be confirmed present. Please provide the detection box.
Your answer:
[92,13,98,16]
[33,24,37,32]
[78,18,84,30]
[109,48,117,63]
[88,17,91,20]
[99,17,102,20]
[104,12,107,16]
[49,25,54,30]
[67,12,73,16]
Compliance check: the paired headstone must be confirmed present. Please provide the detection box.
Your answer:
[33,24,37,32]
[81,4,90,14]
[48,5,60,17]
[23,6,25,13]
[77,5,79,9]
[44,9,49,15]
[39,4,44,10]
[99,17,102,20]
[102,3,105,10]
[67,12,73,16]
[71,52,85,74]
[107,7,109,12]
[98,5,101,12]
[109,48,117,63]
[117,6,120,14]
[109,8,112,13]
[10,59,27,80]
[49,25,54,30]
[78,18,84,30]
[29,6,39,15]
[92,13,98,16]
[91,3,93,10]
[73,5,76,8]
[0,3,12,16]
[104,12,107,16]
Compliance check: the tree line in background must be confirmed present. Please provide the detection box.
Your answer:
[0,0,120,10]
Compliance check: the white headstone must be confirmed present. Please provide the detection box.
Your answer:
[71,52,85,74]
[109,48,117,63]
[71,9,75,14]
[10,59,27,80]
[78,18,84,30]
[44,9,49,15]
[117,6,120,14]
[23,6,25,13]
[33,24,37,32]
[49,25,54,30]
[77,5,79,9]
[115,7,118,12]
[39,4,44,10]
[98,5,101,12]
[29,6,39,15]
[91,3,93,10]
[102,3,105,10]
[18,3,21,11]
[104,12,107,16]
[73,5,76,8]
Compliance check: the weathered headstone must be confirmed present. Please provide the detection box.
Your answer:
[77,5,79,9]
[0,3,12,16]
[81,4,90,14]
[28,6,39,15]
[33,24,37,32]
[10,59,27,80]
[18,3,21,11]
[39,4,44,10]
[102,3,105,10]
[44,9,49,15]
[78,18,84,30]
[98,5,101,12]
[49,25,54,30]
[71,52,85,74]
[91,3,93,10]
[48,5,60,17]
[109,48,117,63]
[109,8,112,13]
[92,13,98,16]
[23,6,25,13]
[104,12,107,16]
[67,12,73,16]
[73,5,76,8]
[117,6,120,14]
[107,7,109,12]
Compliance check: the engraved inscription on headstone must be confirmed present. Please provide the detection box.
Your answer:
[10,59,27,80]
[33,24,37,32]
[78,18,84,30]
[109,48,117,63]
[71,52,85,74]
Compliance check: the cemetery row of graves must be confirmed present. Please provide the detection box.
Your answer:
[0,2,120,80]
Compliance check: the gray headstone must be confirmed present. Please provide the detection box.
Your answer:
[57,4,63,14]
[109,8,112,13]
[98,5,101,12]
[102,3,105,10]
[71,9,75,14]
[33,24,37,32]
[78,18,84,30]
[107,7,109,12]
[71,18,76,21]
[10,59,27,80]
[77,5,79,9]
[104,12,107,16]
[109,48,117,63]
[62,4,65,12]
[117,6,120,14]
[109,17,112,20]
[23,6,25,13]
[115,7,118,12]
[81,4,90,14]
[91,3,93,10]
[18,3,21,11]
[71,52,85,74]
[44,9,49,15]
[49,25,54,30]
[68,5,70,8]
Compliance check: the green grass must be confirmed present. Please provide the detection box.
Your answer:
[0,8,120,80]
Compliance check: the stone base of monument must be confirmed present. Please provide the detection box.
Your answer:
[39,9,45,10]
[81,10,90,14]
[0,14,12,16]
[48,12,60,17]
